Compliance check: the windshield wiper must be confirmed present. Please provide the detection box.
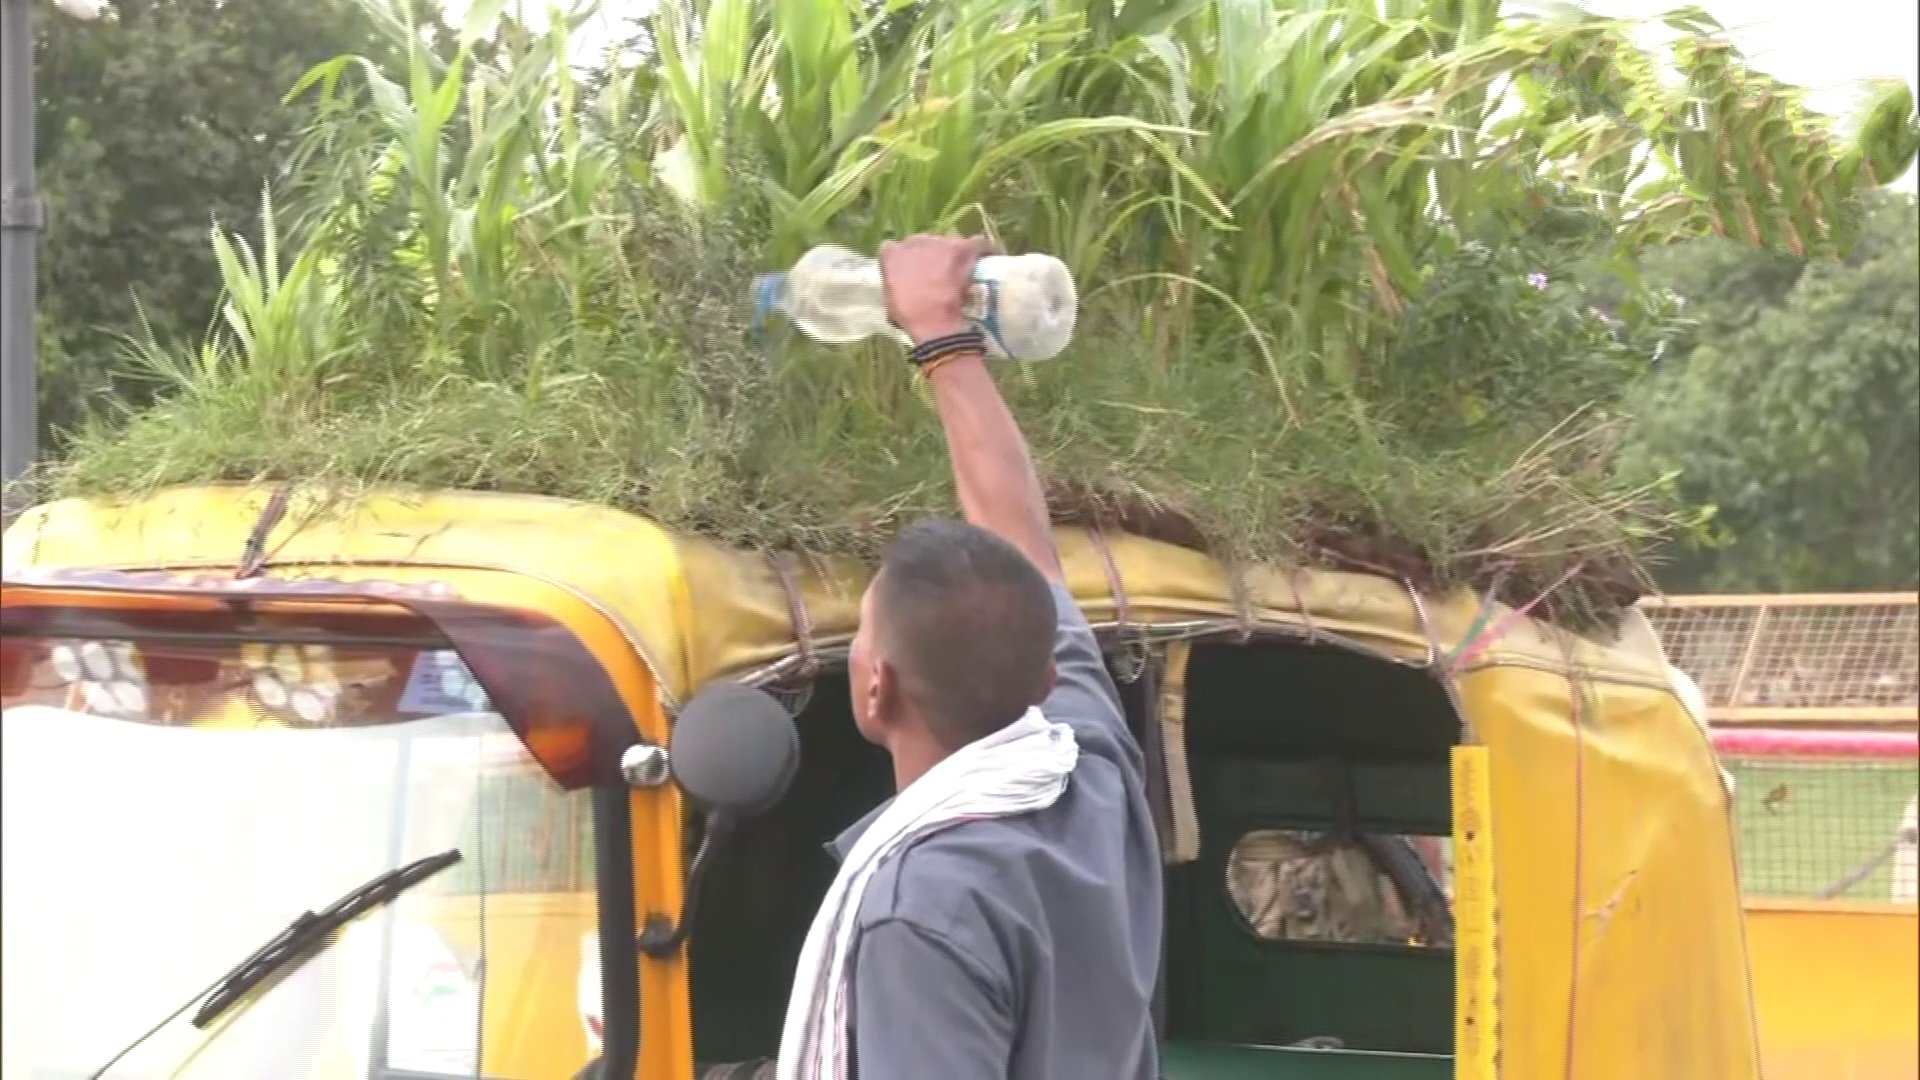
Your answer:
[87,849,461,1079]
[192,848,463,1028]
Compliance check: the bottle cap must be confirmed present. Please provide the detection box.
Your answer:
[749,273,788,355]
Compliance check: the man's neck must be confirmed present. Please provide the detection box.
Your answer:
[889,734,950,792]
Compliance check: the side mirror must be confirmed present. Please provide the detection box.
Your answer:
[667,681,800,817]
[636,681,800,960]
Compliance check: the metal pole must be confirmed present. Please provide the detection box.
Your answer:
[0,0,40,510]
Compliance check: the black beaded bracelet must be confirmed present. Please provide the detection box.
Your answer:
[907,327,986,367]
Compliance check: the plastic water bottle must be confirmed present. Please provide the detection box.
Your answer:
[753,244,1079,361]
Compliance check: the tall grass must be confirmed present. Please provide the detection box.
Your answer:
[42,0,1919,622]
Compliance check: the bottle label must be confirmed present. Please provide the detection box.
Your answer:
[964,277,1010,358]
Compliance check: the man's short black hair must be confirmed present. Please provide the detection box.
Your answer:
[872,519,1058,748]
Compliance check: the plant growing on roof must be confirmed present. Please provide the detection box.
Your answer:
[38,0,1919,626]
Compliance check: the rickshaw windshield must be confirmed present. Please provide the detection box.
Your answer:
[0,634,603,1080]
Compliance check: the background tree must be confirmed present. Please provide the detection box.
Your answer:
[1626,192,1920,592]
[32,0,447,442]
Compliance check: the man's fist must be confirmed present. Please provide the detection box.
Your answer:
[877,234,999,345]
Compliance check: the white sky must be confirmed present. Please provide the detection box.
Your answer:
[448,0,1919,190]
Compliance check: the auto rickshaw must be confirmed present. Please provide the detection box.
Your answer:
[1,484,1760,1079]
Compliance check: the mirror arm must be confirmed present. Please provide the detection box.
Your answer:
[637,813,736,959]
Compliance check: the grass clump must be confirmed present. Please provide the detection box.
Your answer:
[33,0,1915,628]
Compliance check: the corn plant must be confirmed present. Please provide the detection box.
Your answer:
[621,0,1914,385]
[118,188,347,406]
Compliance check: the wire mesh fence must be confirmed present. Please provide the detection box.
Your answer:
[1642,593,1919,724]
[1720,750,1919,902]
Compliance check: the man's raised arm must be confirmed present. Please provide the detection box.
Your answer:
[877,235,1062,582]
[878,235,1137,760]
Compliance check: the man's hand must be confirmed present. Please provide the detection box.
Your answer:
[879,234,999,344]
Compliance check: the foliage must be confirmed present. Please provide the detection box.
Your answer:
[1624,192,1920,593]
[31,0,450,442]
[40,0,1920,623]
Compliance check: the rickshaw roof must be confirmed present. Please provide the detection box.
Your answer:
[2,484,1675,705]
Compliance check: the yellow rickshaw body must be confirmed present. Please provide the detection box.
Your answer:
[2,485,1760,1079]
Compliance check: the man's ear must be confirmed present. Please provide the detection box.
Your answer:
[870,656,902,730]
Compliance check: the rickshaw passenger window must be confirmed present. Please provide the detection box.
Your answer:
[1227,829,1453,949]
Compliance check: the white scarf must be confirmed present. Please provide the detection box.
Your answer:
[775,708,1079,1080]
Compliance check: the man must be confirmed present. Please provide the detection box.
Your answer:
[776,235,1162,1080]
